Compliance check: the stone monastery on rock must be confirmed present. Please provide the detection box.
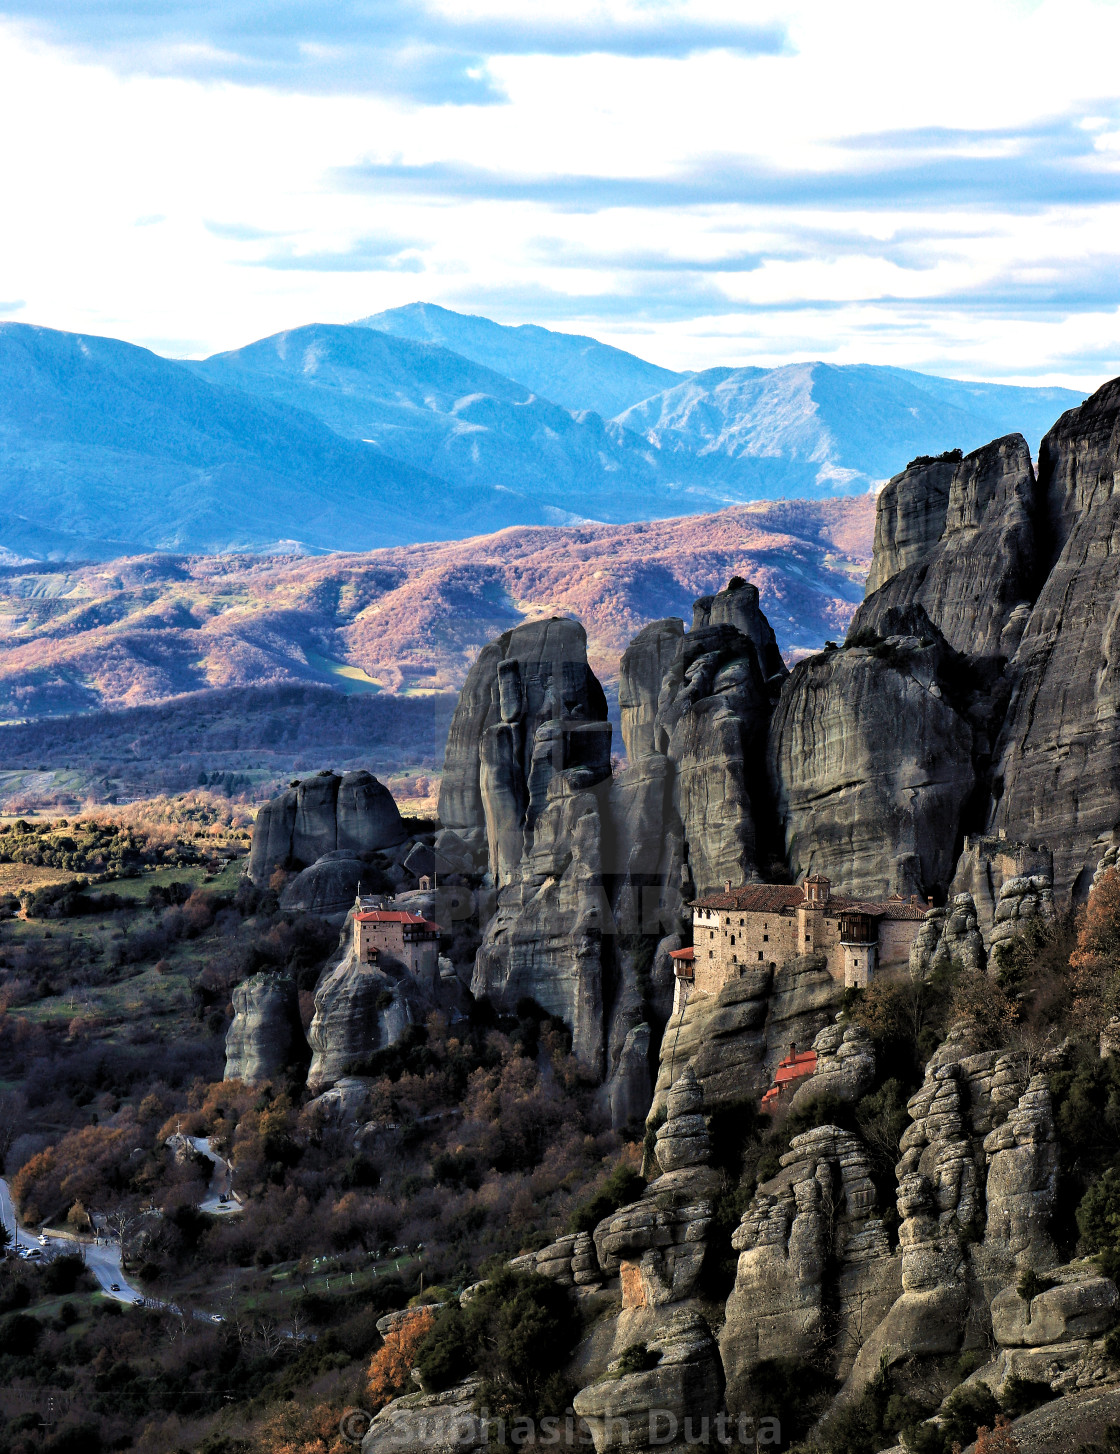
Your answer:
[352,900,440,984]
[672,874,928,1009]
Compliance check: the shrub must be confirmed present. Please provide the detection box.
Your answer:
[0,1311,41,1354]
[1017,1268,1057,1302]
[1000,1373,1054,1418]
[414,1270,582,1424]
[614,1342,660,1375]
[367,1305,436,1410]
[567,1162,644,1235]
[1078,1166,1120,1254]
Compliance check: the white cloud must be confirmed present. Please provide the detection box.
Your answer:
[0,0,1117,385]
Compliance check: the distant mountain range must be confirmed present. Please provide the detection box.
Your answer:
[0,495,875,723]
[0,304,1087,561]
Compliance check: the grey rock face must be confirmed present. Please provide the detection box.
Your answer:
[648,954,841,1120]
[595,1065,719,1309]
[854,435,1039,667]
[279,851,367,917]
[249,769,405,886]
[655,620,775,896]
[463,619,614,1070]
[472,771,609,1070]
[619,618,685,759]
[768,614,975,899]
[983,1074,1059,1269]
[864,450,959,595]
[573,1309,725,1454]
[992,1268,1119,1348]
[988,873,1056,970]
[720,1123,896,1404]
[909,893,986,978]
[306,936,428,1094]
[989,382,1120,901]
[438,616,608,842]
[692,579,788,686]
[950,834,1055,942]
[223,973,308,1085]
[788,1018,876,1113]
[362,1380,487,1454]
[607,1023,653,1131]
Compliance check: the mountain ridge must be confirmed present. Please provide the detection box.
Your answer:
[0,307,1088,564]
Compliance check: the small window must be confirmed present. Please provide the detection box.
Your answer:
[730,935,735,945]
[739,918,744,926]
[709,950,714,959]
[710,930,715,939]
[805,933,811,943]
[732,954,737,963]
[763,934,768,942]
[757,950,763,961]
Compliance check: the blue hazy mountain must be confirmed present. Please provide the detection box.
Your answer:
[189,323,666,524]
[617,361,1084,500]
[353,301,684,418]
[0,322,516,557]
[0,310,1090,563]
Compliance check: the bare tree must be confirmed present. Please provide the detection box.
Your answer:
[98,1206,144,1265]
[255,1315,285,1358]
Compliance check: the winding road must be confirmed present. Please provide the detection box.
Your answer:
[0,1177,143,1304]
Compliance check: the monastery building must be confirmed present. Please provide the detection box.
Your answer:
[671,874,928,1009]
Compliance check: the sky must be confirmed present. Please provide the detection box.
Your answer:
[0,0,1119,386]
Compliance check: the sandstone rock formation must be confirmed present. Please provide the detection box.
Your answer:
[223,973,308,1085]
[987,873,1056,969]
[509,1230,600,1288]
[306,933,429,1094]
[991,1268,1118,1349]
[854,435,1039,668]
[437,616,609,845]
[988,383,1120,900]
[595,1068,720,1309]
[864,449,960,596]
[788,1018,876,1114]
[573,1309,725,1454]
[618,618,685,760]
[648,954,841,1120]
[278,851,368,917]
[909,892,985,978]
[448,619,615,1070]
[248,769,406,886]
[768,609,975,899]
[720,1123,897,1405]
[983,1074,1059,1270]
[950,833,1054,942]
[362,1380,487,1454]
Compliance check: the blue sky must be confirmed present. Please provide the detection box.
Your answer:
[0,0,1118,385]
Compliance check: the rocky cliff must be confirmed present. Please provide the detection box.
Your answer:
[988,381,1120,898]
[248,768,406,886]
[223,973,308,1085]
[462,618,613,1068]
[772,382,1120,906]
[768,606,976,899]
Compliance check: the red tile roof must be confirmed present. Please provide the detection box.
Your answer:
[355,911,440,932]
[695,884,804,913]
[669,947,695,960]
[774,1050,818,1085]
[693,883,929,921]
